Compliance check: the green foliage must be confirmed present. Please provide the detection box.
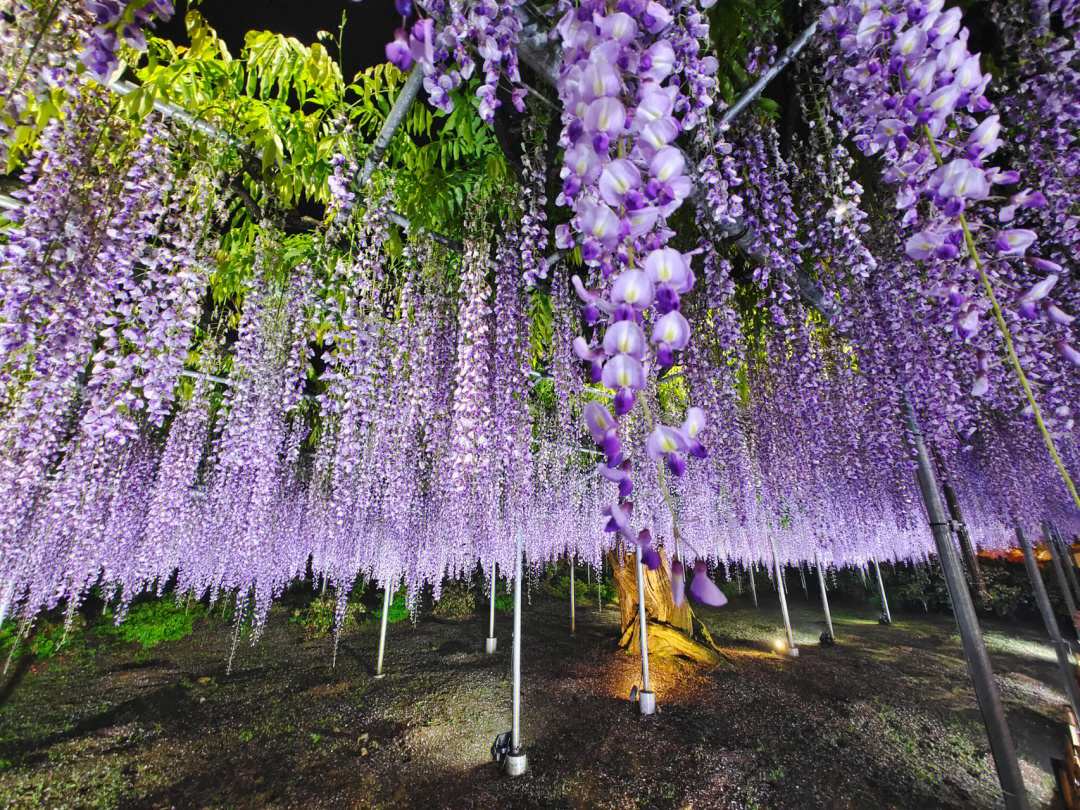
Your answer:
[0,613,86,663]
[431,582,476,619]
[495,590,515,613]
[373,590,411,624]
[98,599,200,648]
[290,587,367,638]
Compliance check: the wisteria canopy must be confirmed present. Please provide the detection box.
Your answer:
[0,0,1078,633]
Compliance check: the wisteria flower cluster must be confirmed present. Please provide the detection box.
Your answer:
[552,0,726,604]
[387,0,526,122]
[822,0,1078,397]
[80,0,176,81]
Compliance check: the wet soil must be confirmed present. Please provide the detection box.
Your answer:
[0,589,1069,810]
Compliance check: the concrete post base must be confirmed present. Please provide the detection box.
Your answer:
[485,637,497,655]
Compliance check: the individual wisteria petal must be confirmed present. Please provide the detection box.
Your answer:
[905,230,941,260]
[584,97,627,138]
[1018,273,1058,304]
[598,159,641,206]
[580,201,622,250]
[584,401,617,445]
[670,559,685,607]
[651,311,691,351]
[643,247,689,290]
[994,229,1037,255]
[602,320,648,360]
[386,29,414,71]
[689,561,727,607]
[611,270,655,311]
[601,354,646,392]
[645,425,690,462]
[1056,340,1080,368]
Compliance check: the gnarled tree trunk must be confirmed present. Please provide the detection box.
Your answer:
[608,549,730,667]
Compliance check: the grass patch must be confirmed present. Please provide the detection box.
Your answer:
[97,600,199,648]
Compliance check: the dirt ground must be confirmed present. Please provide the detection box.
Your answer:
[0,583,1070,810]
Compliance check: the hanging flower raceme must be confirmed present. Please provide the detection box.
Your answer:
[822,0,1079,422]
[554,0,723,602]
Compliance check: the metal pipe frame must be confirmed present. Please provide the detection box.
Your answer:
[905,398,1029,810]
[635,543,655,714]
[873,558,893,625]
[1017,526,1080,723]
[1052,524,1080,607]
[815,552,835,643]
[375,581,392,678]
[511,531,524,752]
[569,556,576,635]
[485,561,497,654]
[1044,520,1080,645]
[749,562,758,608]
[770,536,797,655]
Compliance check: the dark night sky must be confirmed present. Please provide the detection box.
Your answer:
[153,0,400,79]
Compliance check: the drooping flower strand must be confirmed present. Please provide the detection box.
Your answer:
[551,0,726,602]
[822,0,1080,508]
[0,2,79,168]
[520,116,550,288]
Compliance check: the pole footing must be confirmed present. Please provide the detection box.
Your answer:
[786,647,800,658]
[485,637,498,655]
[374,673,386,680]
[504,749,527,776]
[819,632,836,646]
[638,690,656,715]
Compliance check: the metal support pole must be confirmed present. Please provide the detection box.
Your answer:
[799,564,809,598]
[1044,521,1080,644]
[749,563,758,608]
[570,556,576,635]
[770,536,798,656]
[635,544,656,714]
[873,558,893,625]
[1052,525,1080,607]
[505,531,527,776]
[1018,526,1080,723]
[485,562,497,654]
[375,581,392,679]
[941,479,990,602]
[905,399,1029,810]
[815,552,835,644]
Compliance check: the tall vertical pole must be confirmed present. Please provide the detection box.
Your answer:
[485,562,498,654]
[505,530,527,776]
[749,563,759,608]
[873,558,893,625]
[1018,526,1080,723]
[905,398,1029,810]
[375,581,392,679]
[1051,525,1080,606]
[635,544,656,714]
[799,565,809,598]
[570,556,576,635]
[770,535,797,656]
[815,551,835,644]
[941,480,990,602]
[1044,520,1080,643]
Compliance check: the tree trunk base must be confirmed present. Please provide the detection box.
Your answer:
[618,609,733,670]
